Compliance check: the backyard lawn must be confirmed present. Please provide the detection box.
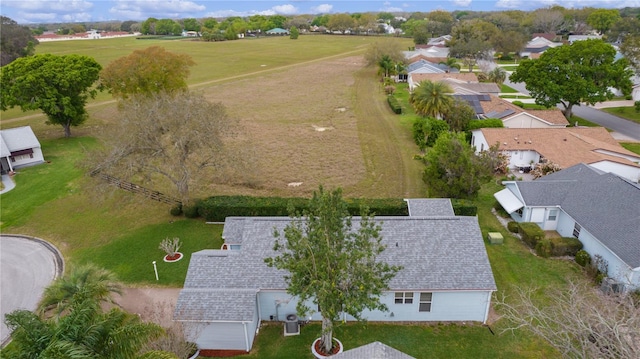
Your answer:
[601,106,640,124]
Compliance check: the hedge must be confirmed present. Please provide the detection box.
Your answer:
[467,118,504,131]
[549,237,583,256]
[387,95,402,114]
[451,199,477,216]
[197,196,409,222]
[518,222,545,247]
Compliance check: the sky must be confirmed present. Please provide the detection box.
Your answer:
[1,0,639,24]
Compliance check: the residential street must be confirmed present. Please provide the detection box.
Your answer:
[504,78,640,142]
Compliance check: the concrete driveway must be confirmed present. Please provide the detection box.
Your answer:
[0,235,63,346]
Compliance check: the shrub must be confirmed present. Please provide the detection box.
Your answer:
[550,237,583,256]
[451,199,477,216]
[575,249,591,267]
[635,101,640,113]
[507,221,519,233]
[518,222,544,247]
[170,204,183,216]
[512,100,524,108]
[535,239,552,258]
[387,95,402,114]
[384,85,396,95]
[183,203,200,218]
[624,94,632,100]
[466,118,504,131]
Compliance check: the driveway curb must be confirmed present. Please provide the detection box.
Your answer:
[0,234,65,280]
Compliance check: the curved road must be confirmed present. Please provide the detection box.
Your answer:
[0,235,63,346]
[505,78,640,141]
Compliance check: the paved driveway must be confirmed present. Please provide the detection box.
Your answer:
[0,235,63,346]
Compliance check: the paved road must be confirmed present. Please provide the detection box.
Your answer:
[0,235,63,346]
[504,79,640,141]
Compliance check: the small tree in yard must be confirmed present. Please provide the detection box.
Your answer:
[159,237,181,258]
[265,186,401,355]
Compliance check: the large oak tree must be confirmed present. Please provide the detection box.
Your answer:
[0,16,39,66]
[0,53,101,137]
[99,46,195,99]
[510,39,633,119]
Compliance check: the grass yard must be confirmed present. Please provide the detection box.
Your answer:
[601,106,640,124]
[621,142,640,155]
[499,84,519,93]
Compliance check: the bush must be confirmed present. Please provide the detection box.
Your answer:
[170,204,182,216]
[550,237,583,256]
[635,101,640,113]
[387,95,402,114]
[512,100,524,108]
[451,199,477,216]
[197,196,409,222]
[507,221,519,233]
[384,85,396,95]
[625,94,632,100]
[575,249,591,267]
[467,118,504,131]
[183,203,200,218]
[535,239,552,258]
[518,222,544,247]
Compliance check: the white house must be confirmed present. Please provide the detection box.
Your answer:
[0,126,45,174]
[520,36,563,59]
[174,199,497,353]
[457,95,568,127]
[471,127,640,182]
[494,164,640,291]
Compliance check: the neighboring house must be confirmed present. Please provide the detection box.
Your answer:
[426,35,451,47]
[494,163,640,290]
[0,126,45,174]
[567,34,602,43]
[403,47,449,65]
[266,28,289,35]
[456,95,568,127]
[174,199,497,353]
[471,127,640,181]
[408,72,478,92]
[334,341,415,359]
[520,36,562,59]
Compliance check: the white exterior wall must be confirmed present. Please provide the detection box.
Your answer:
[555,212,639,290]
[589,161,640,183]
[503,114,551,128]
[471,130,489,153]
[257,290,492,324]
[11,147,44,168]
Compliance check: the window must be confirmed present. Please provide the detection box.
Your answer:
[516,207,523,217]
[573,223,581,238]
[548,209,558,221]
[395,292,413,304]
[419,293,432,312]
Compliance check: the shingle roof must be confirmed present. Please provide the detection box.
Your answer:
[334,341,415,359]
[405,199,454,216]
[515,164,640,268]
[175,207,497,321]
[0,126,41,155]
[174,288,257,321]
[411,72,478,84]
[477,127,640,169]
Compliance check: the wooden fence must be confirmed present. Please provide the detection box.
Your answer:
[94,172,181,206]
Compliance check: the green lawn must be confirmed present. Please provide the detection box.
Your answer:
[499,84,519,93]
[621,142,640,155]
[601,106,640,124]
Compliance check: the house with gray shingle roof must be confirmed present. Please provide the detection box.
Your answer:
[0,126,45,174]
[174,199,496,353]
[494,163,640,290]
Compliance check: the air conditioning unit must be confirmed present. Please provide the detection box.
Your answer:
[283,314,300,336]
[600,277,626,294]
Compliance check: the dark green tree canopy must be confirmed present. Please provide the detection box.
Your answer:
[422,132,491,199]
[0,53,101,137]
[266,186,400,354]
[0,16,39,66]
[509,39,633,119]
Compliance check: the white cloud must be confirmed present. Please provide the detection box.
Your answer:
[310,4,333,14]
[272,4,298,15]
[528,0,640,9]
[495,0,522,8]
[382,6,404,12]
[109,0,206,19]
[452,0,472,6]
[4,0,93,12]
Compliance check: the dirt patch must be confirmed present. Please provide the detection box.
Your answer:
[114,287,181,327]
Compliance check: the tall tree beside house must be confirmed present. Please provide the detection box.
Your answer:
[364,38,405,67]
[99,46,195,100]
[586,9,621,35]
[439,57,461,73]
[422,132,492,199]
[90,91,242,207]
[0,53,101,138]
[0,16,39,66]
[289,26,299,39]
[442,97,476,132]
[410,80,453,119]
[620,35,640,75]
[510,39,633,119]
[265,186,401,355]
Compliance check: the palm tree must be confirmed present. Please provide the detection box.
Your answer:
[487,67,507,85]
[439,57,461,73]
[38,264,123,317]
[409,80,454,119]
[377,54,395,80]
